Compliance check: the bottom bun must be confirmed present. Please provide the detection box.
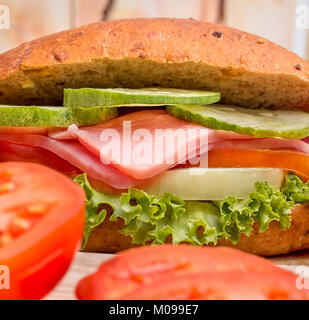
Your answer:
[84,203,309,256]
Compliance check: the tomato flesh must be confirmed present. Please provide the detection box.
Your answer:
[176,148,309,181]
[0,162,85,300]
[122,271,308,300]
[208,148,309,180]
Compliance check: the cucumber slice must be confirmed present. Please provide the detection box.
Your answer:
[0,105,118,128]
[167,104,309,139]
[64,88,220,108]
[137,168,284,200]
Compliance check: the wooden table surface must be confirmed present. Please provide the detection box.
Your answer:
[45,251,309,300]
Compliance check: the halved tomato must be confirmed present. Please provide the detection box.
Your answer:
[0,162,85,299]
[76,244,300,300]
[0,140,80,176]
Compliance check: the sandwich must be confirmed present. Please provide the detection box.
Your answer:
[0,18,309,256]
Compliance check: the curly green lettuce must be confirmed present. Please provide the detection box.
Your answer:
[75,173,309,249]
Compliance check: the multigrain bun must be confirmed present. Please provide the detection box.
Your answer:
[84,203,309,257]
[0,18,309,109]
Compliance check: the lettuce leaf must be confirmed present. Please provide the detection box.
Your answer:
[74,174,122,248]
[219,181,292,243]
[282,173,309,203]
[75,173,309,248]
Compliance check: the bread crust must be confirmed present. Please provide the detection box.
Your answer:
[84,204,309,256]
[0,18,309,109]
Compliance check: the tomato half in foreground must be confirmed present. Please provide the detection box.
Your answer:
[0,162,85,299]
[76,245,308,300]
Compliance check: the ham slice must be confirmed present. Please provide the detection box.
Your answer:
[213,138,309,154]
[0,140,80,175]
[49,110,252,179]
[0,133,141,189]
[1,110,309,189]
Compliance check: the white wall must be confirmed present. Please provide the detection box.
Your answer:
[0,0,72,53]
[225,0,308,58]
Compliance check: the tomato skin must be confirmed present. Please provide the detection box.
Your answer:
[0,140,80,176]
[76,244,301,300]
[0,162,85,300]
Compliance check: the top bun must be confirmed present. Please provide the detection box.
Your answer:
[0,18,308,109]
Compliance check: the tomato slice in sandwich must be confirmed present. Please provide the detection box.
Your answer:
[0,162,85,300]
[177,148,309,181]
[208,149,309,180]
[76,244,304,300]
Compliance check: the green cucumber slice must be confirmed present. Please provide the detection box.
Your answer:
[0,105,118,128]
[63,88,220,107]
[166,104,309,139]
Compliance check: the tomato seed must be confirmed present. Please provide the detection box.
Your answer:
[0,233,12,246]
[27,204,46,214]
[11,217,31,230]
[0,170,12,179]
[0,182,15,194]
